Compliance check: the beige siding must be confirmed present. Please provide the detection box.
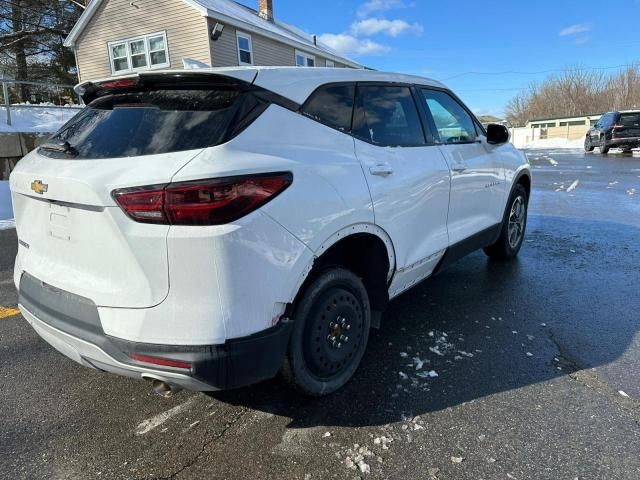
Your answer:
[252,33,296,66]
[209,20,294,67]
[207,18,349,68]
[76,0,210,81]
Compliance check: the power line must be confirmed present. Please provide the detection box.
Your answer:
[442,63,639,81]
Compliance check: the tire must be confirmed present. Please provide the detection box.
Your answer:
[484,184,528,259]
[584,136,594,152]
[281,268,371,396]
[600,135,610,154]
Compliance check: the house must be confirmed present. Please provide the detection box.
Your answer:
[526,113,602,141]
[63,0,362,83]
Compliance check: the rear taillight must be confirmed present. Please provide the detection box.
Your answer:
[112,172,292,225]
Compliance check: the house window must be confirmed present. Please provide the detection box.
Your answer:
[325,60,335,68]
[559,120,586,127]
[295,50,315,67]
[108,32,169,75]
[236,32,253,65]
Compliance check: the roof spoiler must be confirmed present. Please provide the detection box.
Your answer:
[75,70,259,104]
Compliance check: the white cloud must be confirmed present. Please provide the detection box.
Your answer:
[357,0,408,18]
[574,36,590,45]
[350,18,423,37]
[318,33,391,56]
[559,24,591,36]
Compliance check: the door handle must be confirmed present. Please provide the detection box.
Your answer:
[369,164,394,176]
[451,165,467,173]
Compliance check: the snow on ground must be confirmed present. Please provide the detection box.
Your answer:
[522,137,585,150]
[0,181,14,230]
[0,104,81,133]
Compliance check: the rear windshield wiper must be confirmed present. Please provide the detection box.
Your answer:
[39,141,79,157]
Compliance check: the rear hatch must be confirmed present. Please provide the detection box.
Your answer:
[613,112,640,139]
[11,72,260,308]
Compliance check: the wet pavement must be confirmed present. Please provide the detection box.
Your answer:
[1,148,639,479]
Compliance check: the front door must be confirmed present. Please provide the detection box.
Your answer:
[419,88,506,245]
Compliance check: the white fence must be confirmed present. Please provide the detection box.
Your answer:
[510,126,590,149]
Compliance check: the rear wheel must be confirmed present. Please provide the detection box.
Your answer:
[281,268,371,396]
[584,136,594,152]
[484,184,528,259]
[600,135,610,154]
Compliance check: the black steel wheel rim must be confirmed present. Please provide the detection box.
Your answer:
[303,287,364,379]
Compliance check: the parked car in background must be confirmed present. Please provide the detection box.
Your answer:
[585,110,640,154]
[10,67,530,397]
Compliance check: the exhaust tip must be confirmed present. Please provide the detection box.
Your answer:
[152,379,175,398]
[142,375,183,398]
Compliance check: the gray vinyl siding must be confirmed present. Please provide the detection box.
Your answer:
[207,18,348,68]
[75,0,210,81]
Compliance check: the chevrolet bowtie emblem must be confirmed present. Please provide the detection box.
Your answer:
[30,180,48,195]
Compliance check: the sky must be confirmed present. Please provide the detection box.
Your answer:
[242,0,640,117]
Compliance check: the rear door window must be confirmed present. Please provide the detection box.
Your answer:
[42,88,253,159]
[301,84,355,132]
[353,85,425,147]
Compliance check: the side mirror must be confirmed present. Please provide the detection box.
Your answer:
[486,124,510,145]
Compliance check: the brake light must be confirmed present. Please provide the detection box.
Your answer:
[128,353,192,369]
[112,172,292,225]
[99,78,139,89]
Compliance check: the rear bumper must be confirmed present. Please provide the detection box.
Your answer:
[18,272,294,391]
[609,137,640,147]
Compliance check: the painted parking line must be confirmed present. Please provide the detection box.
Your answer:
[0,306,21,319]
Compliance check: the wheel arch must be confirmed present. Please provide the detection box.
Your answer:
[515,169,531,199]
[287,224,396,329]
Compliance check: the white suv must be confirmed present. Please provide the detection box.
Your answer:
[10,67,530,397]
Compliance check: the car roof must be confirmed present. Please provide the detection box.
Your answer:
[80,66,448,106]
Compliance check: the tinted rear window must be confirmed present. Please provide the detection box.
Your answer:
[41,88,249,159]
[301,84,355,132]
[619,113,640,126]
[353,86,425,147]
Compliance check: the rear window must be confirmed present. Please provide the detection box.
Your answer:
[619,113,640,127]
[301,84,355,132]
[41,88,253,159]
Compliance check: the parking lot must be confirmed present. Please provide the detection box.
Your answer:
[1,148,639,480]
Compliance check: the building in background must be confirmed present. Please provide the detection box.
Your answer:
[526,113,602,141]
[63,0,362,82]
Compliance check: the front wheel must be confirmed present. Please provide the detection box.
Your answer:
[484,184,528,259]
[600,136,610,154]
[584,136,594,152]
[281,268,371,396]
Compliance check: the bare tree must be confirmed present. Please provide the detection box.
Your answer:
[0,0,84,100]
[505,65,640,126]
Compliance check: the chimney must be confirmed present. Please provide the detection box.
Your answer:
[258,0,273,21]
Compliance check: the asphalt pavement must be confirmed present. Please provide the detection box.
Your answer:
[1,148,639,480]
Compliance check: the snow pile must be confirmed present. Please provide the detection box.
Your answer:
[0,181,14,230]
[0,105,81,133]
[522,137,585,150]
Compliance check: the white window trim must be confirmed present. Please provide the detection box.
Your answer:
[295,50,316,67]
[236,31,254,66]
[107,31,170,76]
